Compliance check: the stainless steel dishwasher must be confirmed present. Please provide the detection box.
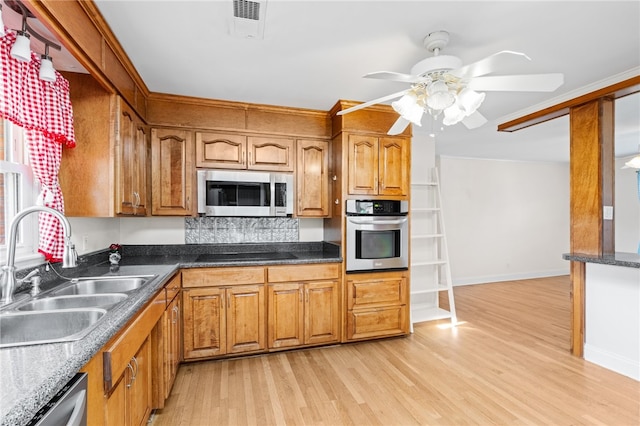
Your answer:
[26,373,87,426]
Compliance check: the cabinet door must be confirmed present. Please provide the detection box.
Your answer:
[268,283,304,348]
[167,297,180,395]
[304,281,340,345]
[128,338,152,426]
[348,134,379,195]
[132,123,148,215]
[296,139,330,217]
[378,137,409,196]
[195,132,246,169]
[151,128,194,215]
[182,287,226,359]
[116,102,136,215]
[105,375,126,426]
[247,136,294,171]
[226,285,266,354]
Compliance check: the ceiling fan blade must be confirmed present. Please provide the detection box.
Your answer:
[387,117,411,135]
[451,50,532,79]
[462,110,488,129]
[336,90,408,115]
[467,74,564,92]
[364,71,424,83]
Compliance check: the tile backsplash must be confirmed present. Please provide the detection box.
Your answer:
[185,217,299,244]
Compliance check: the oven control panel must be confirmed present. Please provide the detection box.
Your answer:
[346,199,408,215]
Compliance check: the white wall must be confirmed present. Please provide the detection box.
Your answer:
[438,156,570,285]
[615,156,640,253]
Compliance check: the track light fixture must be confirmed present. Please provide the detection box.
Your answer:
[4,0,62,80]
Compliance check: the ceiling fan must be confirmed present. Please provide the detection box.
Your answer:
[337,30,564,135]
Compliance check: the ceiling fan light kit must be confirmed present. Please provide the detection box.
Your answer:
[338,29,564,136]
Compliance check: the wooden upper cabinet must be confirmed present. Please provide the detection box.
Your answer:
[196,132,246,169]
[348,134,380,195]
[347,134,408,197]
[247,136,294,171]
[378,137,409,196]
[296,139,330,217]
[151,128,194,216]
[116,99,148,216]
[195,132,294,172]
[61,74,152,217]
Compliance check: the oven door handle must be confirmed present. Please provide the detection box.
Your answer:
[347,217,408,226]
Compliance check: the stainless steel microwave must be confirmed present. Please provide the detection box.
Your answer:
[197,169,293,217]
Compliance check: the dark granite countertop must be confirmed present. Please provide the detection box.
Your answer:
[563,251,640,269]
[1,242,341,426]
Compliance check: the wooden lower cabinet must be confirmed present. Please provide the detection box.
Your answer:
[102,288,164,426]
[105,337,152,426]
[151,274,182,409]
[345,270,410,341]
[267,264,341,349]
[182,268,266,360]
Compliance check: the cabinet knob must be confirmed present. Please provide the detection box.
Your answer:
[332,175,337,181]
[334,199,339,205]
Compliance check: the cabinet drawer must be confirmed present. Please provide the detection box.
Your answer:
[103,290,165,392]
[268,263,339,283]
[164,273,181,304]
[182,267,264,288]
[346,305,408,340]
[347,276,406,309]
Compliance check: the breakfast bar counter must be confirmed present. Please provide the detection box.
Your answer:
[563,251,640,381]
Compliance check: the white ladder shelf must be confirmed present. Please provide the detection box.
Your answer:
[410,168,457,328]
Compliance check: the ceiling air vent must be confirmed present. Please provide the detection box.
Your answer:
[234,0,260,20]
[230,0,267,39]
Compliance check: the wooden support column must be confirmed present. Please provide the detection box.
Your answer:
[568,98,615,356]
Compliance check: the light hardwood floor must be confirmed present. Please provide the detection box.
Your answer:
[151,276,640,425]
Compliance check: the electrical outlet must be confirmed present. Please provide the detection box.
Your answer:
[82,235,89,251]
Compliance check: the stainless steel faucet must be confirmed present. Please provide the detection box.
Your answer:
[1,206,78,304]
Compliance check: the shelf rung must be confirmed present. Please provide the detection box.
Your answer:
[411,307,453,323]
[411,260,447,266]
[411,233,443,239]
[411,287,449,295]
[411,208,441,212]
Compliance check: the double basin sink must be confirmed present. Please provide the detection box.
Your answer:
[0,275,155,348]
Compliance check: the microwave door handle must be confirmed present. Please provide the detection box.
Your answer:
[269,175,275,216]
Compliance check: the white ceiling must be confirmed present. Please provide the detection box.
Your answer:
[16,1,640,162]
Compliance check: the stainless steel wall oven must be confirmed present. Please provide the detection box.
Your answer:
[346,199,409,273]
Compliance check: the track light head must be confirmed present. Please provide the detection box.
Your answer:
[11,30,31,62]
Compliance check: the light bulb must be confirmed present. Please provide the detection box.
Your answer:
[11,31,31,62]
[39,56,56,82]
[426,80,455,111]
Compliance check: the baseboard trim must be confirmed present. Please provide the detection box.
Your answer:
[452,269,569,286]
[584,343,640,381]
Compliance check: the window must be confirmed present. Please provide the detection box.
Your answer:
[0,119,41,265]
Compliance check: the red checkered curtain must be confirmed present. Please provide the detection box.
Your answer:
[1,31,76,261]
